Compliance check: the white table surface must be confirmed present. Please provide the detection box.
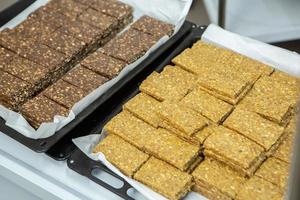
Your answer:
[0,131,126,200]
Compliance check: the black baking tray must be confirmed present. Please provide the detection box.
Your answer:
[46,21,195,160]
[0,0,36,26]
[67,25,206,200]
[0,21,194,153]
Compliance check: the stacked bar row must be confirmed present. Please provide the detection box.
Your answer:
[94,40,300,199]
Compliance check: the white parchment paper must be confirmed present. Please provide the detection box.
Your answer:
[0,0,193,139]
[73,24,300,200]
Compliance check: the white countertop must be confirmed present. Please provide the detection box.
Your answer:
[0,131,125,200]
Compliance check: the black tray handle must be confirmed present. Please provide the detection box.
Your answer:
[68,149,135,200]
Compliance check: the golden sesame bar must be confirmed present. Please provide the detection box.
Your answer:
[139,66,196,101]
[123,92,162,127]
[132,15,174,39]
[104,111,200,171]
[180,86,233,123]
[193,125,216,145]
[81,51,126,79]
[43,80,87,109]
[236,176,283,200]
[199,83,252,105]
[224,107,284,152]
[20,94,68,129]
[93,134,149,177]
[204,125,265,177]
[255,157,289,191]
[192,184,231,200]
[134,157,193,200]
[158,101,209,138]
[273,134,295,164]
[239,75,299,125]
[195,64,250,100]
[192,158,246,199]
[62,65,108,93]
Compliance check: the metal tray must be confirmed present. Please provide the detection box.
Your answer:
[0,0,36,27]
[46,21,194,160]
[67,25,206,200]
[0,21,194,153]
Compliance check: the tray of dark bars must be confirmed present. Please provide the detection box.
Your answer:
[0,21,194,155]
[66,25,206,200]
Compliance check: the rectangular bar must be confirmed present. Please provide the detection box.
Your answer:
[62,65,108,93]
[204,125,265,176]
[132,15,174,39]
[123,92,162,127]
[180,87,233,123]
[224,107,284,152]
[81,51,126,79]
[20,95,68,129]
[93,134,149,177]
[236,176,282,200]
[255,157,289,191]
[104,111,200,171]
[158,101,209,138]
[100,29,157,63]
[192,158,246,200]
[139,66,196,101]
[42,80,87,109]
[134,157,193,200]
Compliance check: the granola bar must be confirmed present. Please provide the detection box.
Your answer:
[100,29,157,63]
[139,66,196,101]
[123,92,162,127]
[255,157,289,191]
[62,65,108,93]
[104,111,200,171]
[236,176,283,200]
[20,95,68,129]
[192,158,246,199]
[81,51,126,79]
[3,56,52,93]
[224,107,284,153]
[158,101,209,139]
[204,125,265,176]
[93,134,149,177]
[43,80,87,109]
[180,87,233,123]
[132,15,174,39]
[0,71,31,109]
[134,157,193,200]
